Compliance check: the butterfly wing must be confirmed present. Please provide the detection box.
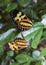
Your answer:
[4,38,27,51]
[10,9,32,31]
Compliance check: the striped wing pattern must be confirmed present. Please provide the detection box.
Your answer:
[4,38,27,51]
[10,10,32,31]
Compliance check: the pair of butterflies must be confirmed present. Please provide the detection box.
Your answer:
[4,9,32,51]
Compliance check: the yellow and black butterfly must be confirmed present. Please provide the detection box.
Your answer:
[4,38,27,51]
[10,9,32,31]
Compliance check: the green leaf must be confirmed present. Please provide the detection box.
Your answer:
[5,3,18,12]
[33,22,44,28]
[43,30,46,37]
[25,29,37,41]
[24,62,30,65]
[41,14,46,19]
[0,29,19,50]
[15,54,33,64]
[25,27,42,41]
[35,61,42,65]
[19,0,30,5]
[31,28,43,49]
[7,51,14,57]
[30,10,38,19]
[10,62,19,65]
[40,48,46,57]
[2,0,10,4]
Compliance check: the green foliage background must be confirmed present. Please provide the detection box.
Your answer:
[0,0,46,65]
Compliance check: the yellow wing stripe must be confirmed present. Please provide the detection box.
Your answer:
[16,42,26,45]
[20,22,32,26]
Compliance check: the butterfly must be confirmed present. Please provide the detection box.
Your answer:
[10,9,32,31]
[4,38,27,51]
